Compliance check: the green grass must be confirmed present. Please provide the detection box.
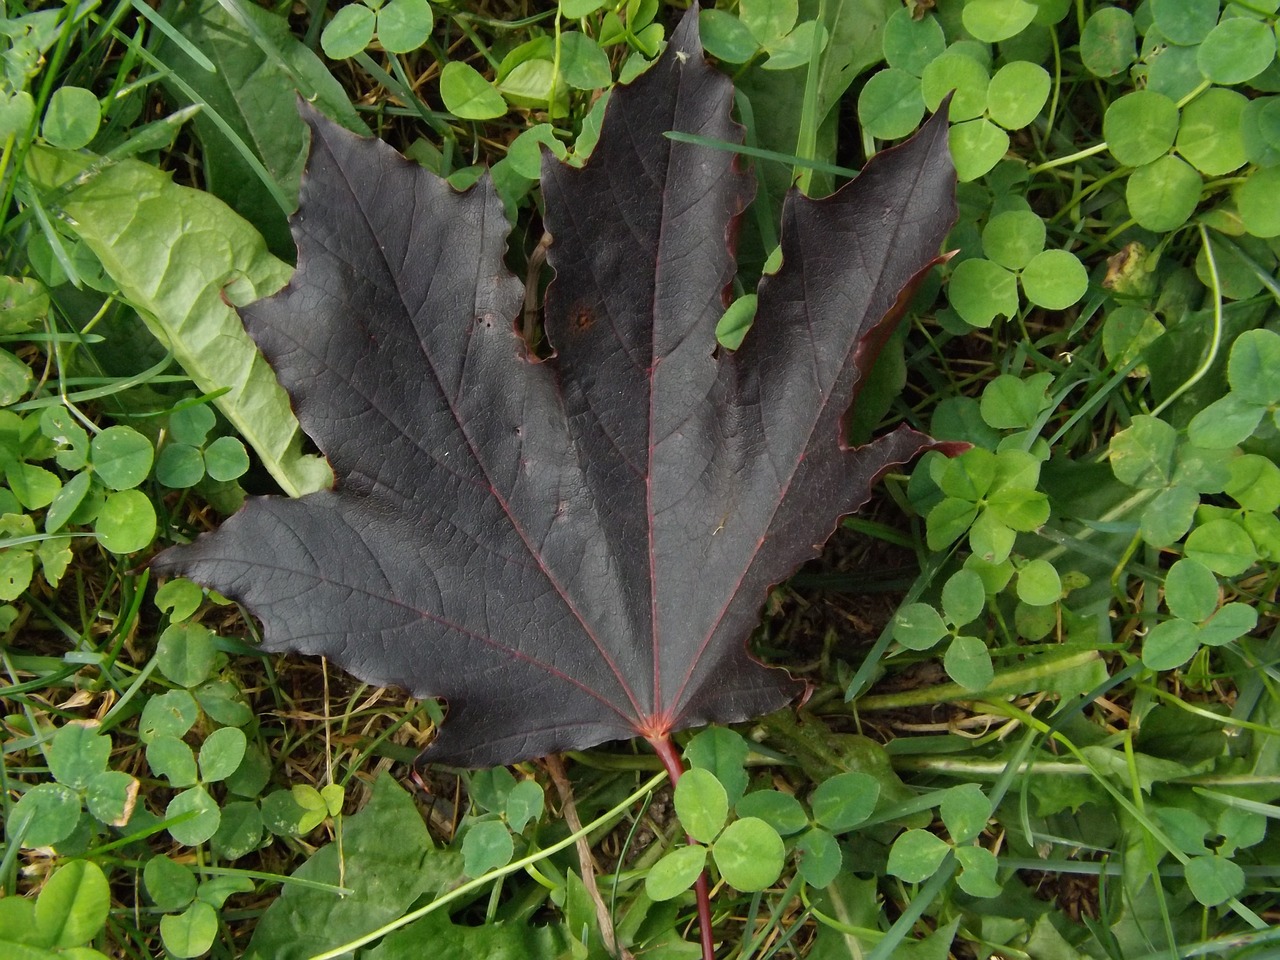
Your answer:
[3,0,1280,958]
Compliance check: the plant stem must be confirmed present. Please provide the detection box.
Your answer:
[648,733,716,960]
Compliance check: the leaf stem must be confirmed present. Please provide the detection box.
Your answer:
[648,734,716,960]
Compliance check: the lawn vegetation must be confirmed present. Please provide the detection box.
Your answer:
[2,1,1279,958]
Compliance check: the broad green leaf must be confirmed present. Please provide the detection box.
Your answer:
[506,63,566,115]
[11,782,81,848]
[211,801,265,860]
[712,817,784,891]
[40,406,89,470]
[468,766,517,813]
[559,31,611,89]
[858,68,924,140]
[982,209,1045,270]
[139,689,199,743]
[1016,558,1061,606]
[1227,329,1280,406]
[199,727,248,783]
[505,123,568,179]
[84,770,138,827]
[944,635,994,690]
[1237,165,1280,237]
[989,488,1051,534]
[363,910,571,959]
[321,784,345,817]
[45,471,92,532]
[699,9,759,64]
[761,19,828,72]
[1143,618,1201,670]
[1187,393,1265,448]
[940,784,991,843]
[1241,96,1280,167]
[48,723,111,790]
[89,425,153,490]
[156,442,206,488]
[795,827,841,887]
[504,779,544,833]
[674,768,728,843]
[94,488,157,553]
[887,828,950,883]
[1109,415,1177,488]
[169,404,215,445]
[811,771,879,833]
[980,372,1052,430]
[1199,602,1257,646]
[155,622,217,688]
[892,602,948,651]
[941,568,986,626]
[0,91,35,141]
[954,844,1002,897]
[962,0,1036,43]
[1198,17,1276,86]
[196,680,254,728]
[1103,304,1165,377]
[321,3,375,59]
[882,8,945,76]
[199,873,256,908]
[1165,558,1219,622]
[34,860,109,948]
[145,856,197,912]
[26,147,332,498]
[167,786,222,845]
[440,62,507,120]
[1177,88,1248,175]
[1152,42,1198,101]
[813,0,896,127]
[42,86,100,149]
[0,348,33,404]
[377,0,433,55]
[562,0,606,15]
[1151,0,1218,45]
[735,790,808,836]
[147,736,199,788]
[969,509,1018,562]
[462,820,514,877]
[203,435,250,481]
[1185,518,1258,576]
[1080,6,1135,77]
[645,844,706,900]
[1127,155,1202,232]
[948,257,1018,326]
[8,462,60,509]
[715,293,757,350]
[684,727,750,806]
[161,901,218,959]
[261,789,311,836]
[1185,854,1245,906]
[927,497,979,549]
[1226,454,1280,513]
[921,54,989,122]
[739,0,797,46]
[1106,90,1179,168]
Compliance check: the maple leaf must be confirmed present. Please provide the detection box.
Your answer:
[155,10,958,768]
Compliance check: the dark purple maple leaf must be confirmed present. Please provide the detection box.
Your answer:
[155,10,958,768]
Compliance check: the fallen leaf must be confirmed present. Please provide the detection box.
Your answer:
[156,10,958,767]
